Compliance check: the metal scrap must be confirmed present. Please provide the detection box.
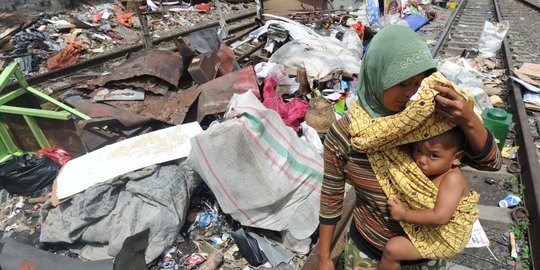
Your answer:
[89,49,184,92]
[105,88,201,125]
[197,66,259,121]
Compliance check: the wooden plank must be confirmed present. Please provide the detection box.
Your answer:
[301,187,356,269]
[519,63,540,79]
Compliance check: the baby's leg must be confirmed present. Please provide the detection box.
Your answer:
[378,236,422,270]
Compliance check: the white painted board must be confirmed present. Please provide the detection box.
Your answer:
[54,122,203,200]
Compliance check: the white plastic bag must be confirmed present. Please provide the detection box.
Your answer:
[478,21,509,58]
[341,28,363,59]
[300,122,324,154]
[438,60,492,113]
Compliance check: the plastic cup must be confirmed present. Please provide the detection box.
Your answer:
[499,194,521,208]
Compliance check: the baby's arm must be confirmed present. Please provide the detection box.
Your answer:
[387,173,465,226]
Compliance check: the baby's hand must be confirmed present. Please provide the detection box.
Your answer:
[387,196,407,221]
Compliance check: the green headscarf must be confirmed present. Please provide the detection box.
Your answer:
[357,25,437,118]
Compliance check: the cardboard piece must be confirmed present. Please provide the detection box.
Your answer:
[518,63,540,79]
[514,68,540,87]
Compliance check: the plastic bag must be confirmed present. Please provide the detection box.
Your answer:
[478,21,509,58]
[36,147,73,166]
[404,14,429,32]
[300,122,324,154]
[341,28,363,59]
[438,60,492,113]
[0,155,60,196]
[231,228,267,266]
[262,77,309,132]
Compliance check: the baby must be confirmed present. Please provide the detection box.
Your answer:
[378,127,475,270]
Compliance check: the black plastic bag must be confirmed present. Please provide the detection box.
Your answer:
[0,154,60,196]
[231,228,267,266]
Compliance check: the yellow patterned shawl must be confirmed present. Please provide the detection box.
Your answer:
[349,72,479,259]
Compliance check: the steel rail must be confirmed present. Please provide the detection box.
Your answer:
[4,11,257,92]
[516,0,540,11]
[493,0,540,267]
[431,0,467,57]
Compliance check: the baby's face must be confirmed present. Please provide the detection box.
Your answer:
[412,138,461,177]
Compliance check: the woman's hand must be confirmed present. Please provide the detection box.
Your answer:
[387,197,407,221]
[432,84,476,127]
[432,84,488,154]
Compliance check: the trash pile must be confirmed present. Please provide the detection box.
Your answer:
[3,0,520,269]
[0,0,255,75]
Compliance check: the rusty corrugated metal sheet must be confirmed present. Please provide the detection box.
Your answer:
[105,88,200,125]
[217,43,240,76]
[196,66,259,121]
[107,76,170,95]
[89,49,184,90]
[64,94,152,127]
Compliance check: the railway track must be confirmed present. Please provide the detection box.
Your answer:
[434,0,540,269]
[434,0,496,57]
[499,0,540,67]
[516,0,540,11]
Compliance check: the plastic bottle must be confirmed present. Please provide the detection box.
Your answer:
[481,108,513,151]
[498,194,521,208]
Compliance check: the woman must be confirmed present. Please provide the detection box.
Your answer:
[318,25,501,270]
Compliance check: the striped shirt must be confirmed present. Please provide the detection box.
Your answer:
[319,116,502,253]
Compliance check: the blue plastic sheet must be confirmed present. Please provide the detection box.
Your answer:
[404,14,429,31]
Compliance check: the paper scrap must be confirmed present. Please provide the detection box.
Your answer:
[466,219,490,248]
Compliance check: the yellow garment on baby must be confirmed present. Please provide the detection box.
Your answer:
[349,72,479,259]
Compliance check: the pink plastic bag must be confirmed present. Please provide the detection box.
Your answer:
[262,77,309,132]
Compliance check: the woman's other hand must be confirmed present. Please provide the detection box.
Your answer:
[318,256,335,270]
[387,197,407,221]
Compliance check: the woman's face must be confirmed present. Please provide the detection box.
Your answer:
[382,73,427,113]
